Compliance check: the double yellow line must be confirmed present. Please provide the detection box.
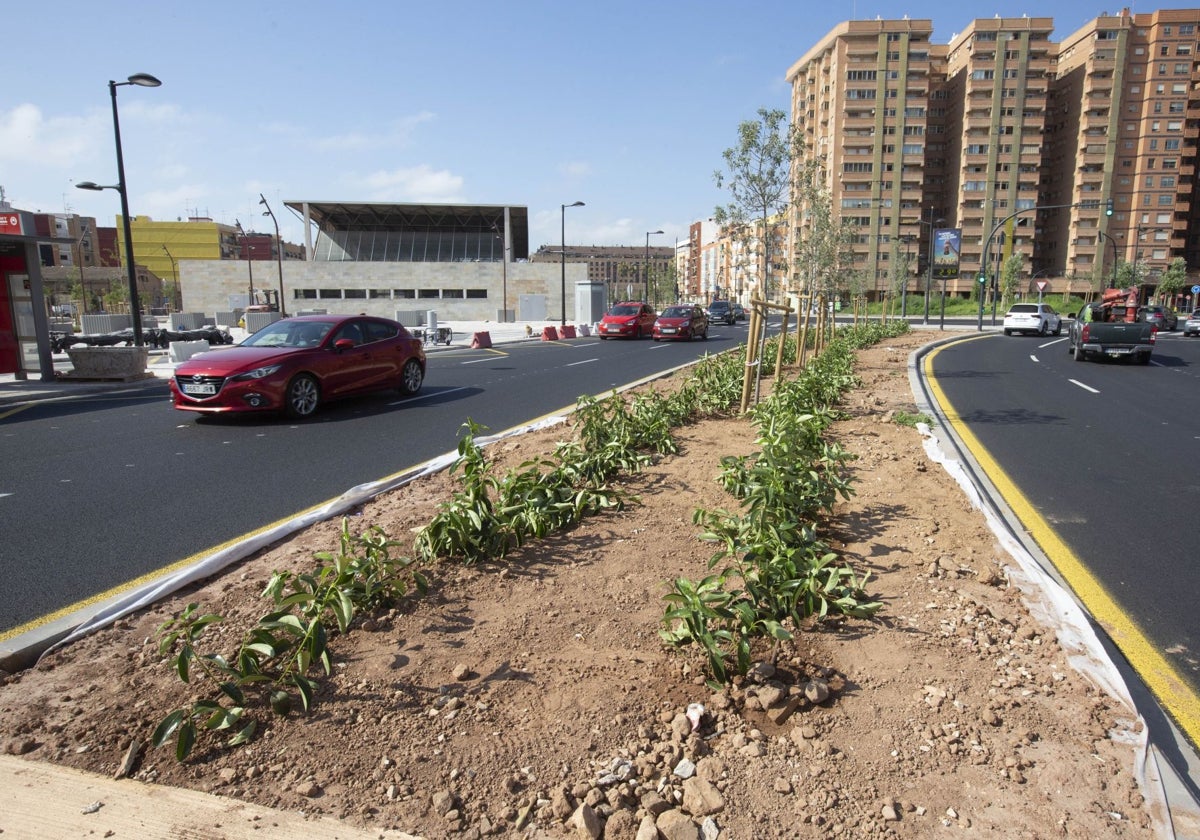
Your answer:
[923,340,1199,747]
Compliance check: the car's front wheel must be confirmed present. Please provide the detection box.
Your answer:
[398,358,424,395]
[1053,321,1062,336]
[285,374,320,418]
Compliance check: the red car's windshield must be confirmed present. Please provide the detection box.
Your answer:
[608,305,639,317]
[244,321,335,348]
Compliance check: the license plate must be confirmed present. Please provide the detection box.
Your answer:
[182,383,216,395]
[662,328,677,334]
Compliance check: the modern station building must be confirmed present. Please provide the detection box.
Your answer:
[179,202,588,323]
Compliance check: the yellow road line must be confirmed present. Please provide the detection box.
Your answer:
[0,404,33,421]
[924,338,1200,745]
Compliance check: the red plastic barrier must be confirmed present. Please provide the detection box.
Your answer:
[541,326,559,341]
[470,331,492,349]
[559,325,577,339]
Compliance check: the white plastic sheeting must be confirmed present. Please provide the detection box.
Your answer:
[914,422,1173,838]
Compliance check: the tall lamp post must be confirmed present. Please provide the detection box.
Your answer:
[492,222,509,322]
[75,72,162,346]
[235,220,256,307]
[561,201,584,325]
[259,194,286,314]
[918,210,945,326]
[161,244,177,310]
[645,229,664,307]
[1097,229,1119,288]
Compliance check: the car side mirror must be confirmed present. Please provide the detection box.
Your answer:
[334,338,356,352]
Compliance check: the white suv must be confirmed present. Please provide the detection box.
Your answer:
[1003,303,1062,336]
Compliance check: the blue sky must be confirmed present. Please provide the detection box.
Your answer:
[3,1,1196,252]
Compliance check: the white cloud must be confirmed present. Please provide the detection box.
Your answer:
[0,103,103,166]
[358,165,466,203]
[313,111,436,152]
[560,161,592,178]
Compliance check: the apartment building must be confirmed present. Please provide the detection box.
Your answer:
[786,18,940,297]
[786,10,1200,301]
[530,243,674,306]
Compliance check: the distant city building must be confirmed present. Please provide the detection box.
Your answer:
[785,9,1200,303]
[530,244,675,306]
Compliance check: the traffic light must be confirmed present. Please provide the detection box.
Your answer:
[978,273,987,285]
[1105,198,1113,216]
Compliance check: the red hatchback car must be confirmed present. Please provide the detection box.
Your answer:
[652,304,709,342]
[598,301,657,339]
[169,314,426,418]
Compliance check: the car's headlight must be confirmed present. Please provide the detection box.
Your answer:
[231,364,283,382]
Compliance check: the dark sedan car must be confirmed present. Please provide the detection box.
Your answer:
[169,314,426,418]
[705,300,735,325]
[652,305,709,342]
[1138,305,1178,331]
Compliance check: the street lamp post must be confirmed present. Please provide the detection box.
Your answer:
[235,220,255,307]
[492,222,509,322]
[259,194,286,315]
[1098,229,1119,288]
[161,244,177,310]
[645,230,663,307]
[919,209,945,326]
[561,201,584,325]
[75,72,161,346]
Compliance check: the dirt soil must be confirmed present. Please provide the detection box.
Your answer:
[0,331,1161,839]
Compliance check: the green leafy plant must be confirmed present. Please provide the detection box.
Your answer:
[660,326,895,684]
[154,519,426,761]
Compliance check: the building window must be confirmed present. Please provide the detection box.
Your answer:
[394,289,415,299]
[466,289,488,299]
[441,289,464,299]
[345,288,366,299]
[418,289,439,299]
[369,289,391,299]
[295,289,317,299]
[318,289,341,299]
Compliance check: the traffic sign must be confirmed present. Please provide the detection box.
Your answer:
[1036,280,1048,292]
[1192,284,1200,294]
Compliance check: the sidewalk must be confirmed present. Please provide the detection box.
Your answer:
[0,320,560,407]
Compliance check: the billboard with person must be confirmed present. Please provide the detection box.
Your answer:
[932,228,962,278]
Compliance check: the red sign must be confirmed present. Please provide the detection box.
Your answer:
[1036,280,1048,291]
[0,213,22,236]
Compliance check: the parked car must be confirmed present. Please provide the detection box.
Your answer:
[1002,303,1062,336]
[169,314,426,418]
[1184,309,1200,337]
[732,303,746,321]
[705,300,735,325]
[1138,304,1178,331]
[598,301,656,339]
[652,305,709,342]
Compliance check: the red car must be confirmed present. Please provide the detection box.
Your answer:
[598,301,656,339]
[652,304,709,342]
[169,315,426,418]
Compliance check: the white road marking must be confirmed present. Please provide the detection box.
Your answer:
[1068,379,1100,394]
[0,493,11,499]
[1030,355,1039,363]
[389,386,470,406]
[566,358,598,367]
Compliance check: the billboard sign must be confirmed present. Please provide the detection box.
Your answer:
[932,228,962,278]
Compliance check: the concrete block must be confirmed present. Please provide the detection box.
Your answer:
[64,347,151,381]
[169,340,211,363]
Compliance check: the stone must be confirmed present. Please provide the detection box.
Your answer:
[773,778,792,794]
[604,808,639,838]
[570,803,602,839]
[700,816,720,840]
[295,780,322,798]
[657,808,701,840]
[673,758,697,779]
[682,777,725,816]
[635,815,659,840]
[640,791,672,817]
[432,788,456,815]
[551,787,576,820]
[804,678,830,704]
[452,663,472,681]
[882,803,899,821]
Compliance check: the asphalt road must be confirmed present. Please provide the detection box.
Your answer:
[927,329,1200,704]
[0,326,747,635]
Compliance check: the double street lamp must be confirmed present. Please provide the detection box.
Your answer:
[76,72,162,346]
[645,230,663,306]
[561,201,584,325]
